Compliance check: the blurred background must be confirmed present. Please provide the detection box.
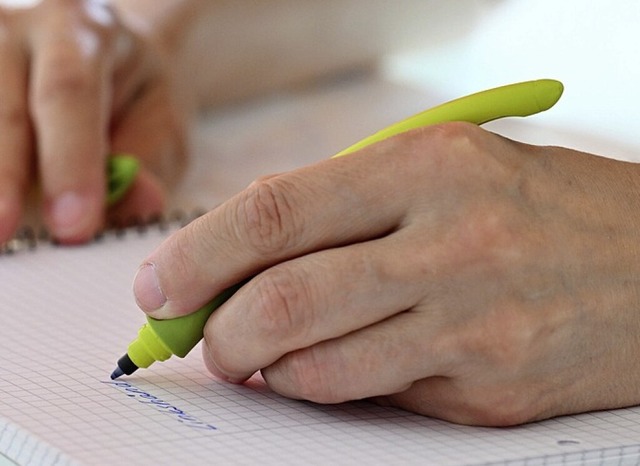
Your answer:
[4,0,639,212]
[5,0,638,154]
[385,0,640,159]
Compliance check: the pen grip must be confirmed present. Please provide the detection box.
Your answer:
[146,281,245,358]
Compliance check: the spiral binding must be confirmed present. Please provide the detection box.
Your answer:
[0,208,207,256]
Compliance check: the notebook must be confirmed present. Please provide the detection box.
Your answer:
[1,218,640,466]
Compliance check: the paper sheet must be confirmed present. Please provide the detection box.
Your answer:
[2,221,640,466]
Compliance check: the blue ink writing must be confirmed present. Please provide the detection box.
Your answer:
[102,380,217,431]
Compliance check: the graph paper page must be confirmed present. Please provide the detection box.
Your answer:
[2,223,640,466]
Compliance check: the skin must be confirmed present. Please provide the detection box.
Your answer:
[0,0,185,243]
[0,0,435,243]
[134,123,640,426]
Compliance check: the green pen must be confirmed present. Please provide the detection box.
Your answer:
[107,154,139,207]
[109,78,564,380]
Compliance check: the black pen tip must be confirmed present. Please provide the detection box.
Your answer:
[110,353,139,379]
[110,367,125,380]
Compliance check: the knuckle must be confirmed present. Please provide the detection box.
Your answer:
[431,122,494,174]
[449,303,557,394]
[491,311,539,364]
[457,204,523,264]
[428,121,486,152]
[428,122,519,185]
[408,206,521,286]
[382,122,490,187]
[461,310,535,369]
[252,268,313,342]
[32,59,96,109]
[404,121,483,159]
[436,120,483,136]
[251,173,279,184]
[237,178,303,256]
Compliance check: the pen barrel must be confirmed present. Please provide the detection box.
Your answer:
[334,79,563,157]
[146,282,245,358]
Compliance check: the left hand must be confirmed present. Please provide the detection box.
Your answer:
[0,0,187,243]
[133,122,640,426]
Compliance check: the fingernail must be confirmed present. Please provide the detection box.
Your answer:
[133,263,167,312]
[50,192,93,238]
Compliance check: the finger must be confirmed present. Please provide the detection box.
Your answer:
[134,132,440,317]
[261,309,453,404]
[28,10,114,243]
[0,31,32,242]
[202,233,428,382]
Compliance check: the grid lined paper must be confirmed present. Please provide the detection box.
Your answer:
[1,224,640,466]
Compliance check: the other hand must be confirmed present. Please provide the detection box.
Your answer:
[0,0,186,244]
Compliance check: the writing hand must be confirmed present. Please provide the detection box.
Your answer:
[133,123,640,425]
[0,0,186,244]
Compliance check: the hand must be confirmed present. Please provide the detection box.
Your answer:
[0,0,187,244]
[133,122,640,426]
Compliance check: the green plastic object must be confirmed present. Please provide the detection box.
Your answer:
[334,78,563,157]
[106,153,140,206]
[127,283,243,369]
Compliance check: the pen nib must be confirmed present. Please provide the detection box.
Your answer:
[110,353,139,380]
[110,367,125,380]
